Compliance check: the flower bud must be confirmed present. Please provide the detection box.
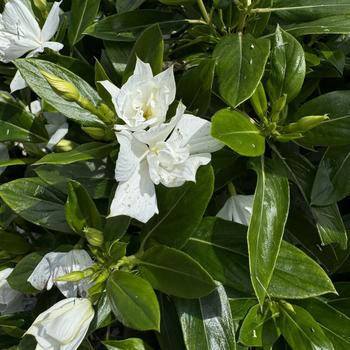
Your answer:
[55,271,86,282]
[84,227,104,247]
[250,81,267,120]
[283,115,329,133]
[41,71,81,102]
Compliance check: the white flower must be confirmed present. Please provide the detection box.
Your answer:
[26,297,94,350]
[0,268,31,314]
[100,58,176,131]
[0,0,63,92]
[27,250,93,298]
[109,103,223,223]
[216,194,254,226]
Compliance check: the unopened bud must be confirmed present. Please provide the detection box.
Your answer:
[274,132,303,142]
[41,71,80,102]
[97,103,116,124]
[55,139,75,152]
[90,269,109,284]
[84,227,104,247]
[55,271,86,282]
[250,82,267,120]
[283,115,329,133]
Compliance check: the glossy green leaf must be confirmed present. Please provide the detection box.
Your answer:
[138,245,216,298]
[269,241,336,298]
[159,0,195,4]
[184,217,253,294]
[0,96,47,143]
[15,59,104,127]
[176,58,215,116]
[175,285,237,350]
[311,146,350,205]
[116,0,146,13]
[211,109,265,157]
[103,338,153,350]
[34,142,115,165]
[296,91,350,147]
[84,10,186,41]
[0,231,31,255]
[7,252,43,294]
[68,0,101,46]
[65,180,102,234]
[142,165,214,248]
[213,33,270,108]
[278,304,334,350]
[248,157,290,306]
[107,271,160,331]
[268,25,305,103]
[297,298,350,350]
[0,178,70,233]
[123,24,164,81]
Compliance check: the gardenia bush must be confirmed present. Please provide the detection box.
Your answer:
[0,0,349,349]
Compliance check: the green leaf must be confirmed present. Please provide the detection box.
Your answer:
[0,96,47,143]
[123,24,164,81]
[278,304,334,350]
[213,33,270,108]
[0,231,31,255]
[175,285,237,350]
[268,25,305,103]
[138,245,216,298]
[116,0,146,13]
[296,298,350,350]
[183,217,253,294]
[15,59,103,127]
[68,0,101,46]
[84,10,186,41]
[34,142,115,165]
[65,180,102,234]
[211,109,265,157]
[248,157,290,306]
[7,252,43,294]
[0,178,70,233]
[311,146,350,205]
[296,91,350,147]
[269,241,336,298]
[142,165,214,248]
[106,270,160,331]
[176,59,215,116]
[103,338,153,350]
[159,0,195,4]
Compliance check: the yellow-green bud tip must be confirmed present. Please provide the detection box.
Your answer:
[83,227,104,247]
[40,71,80,102]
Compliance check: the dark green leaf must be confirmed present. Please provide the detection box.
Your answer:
[0,231,31,255]
[116,0,146,13]
[142,165,214,248]
[68,0,101,46]
[213,33,270,107]
[0,178,70,233]
[138,245,216,298]
[211,109,265,157]
[103,338,153,350]
[248,157,290,306]
[107,270,160,331]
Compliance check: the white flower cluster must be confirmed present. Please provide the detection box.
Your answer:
[101,58,223,223]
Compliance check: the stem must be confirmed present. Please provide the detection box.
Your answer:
[197,0,210,23]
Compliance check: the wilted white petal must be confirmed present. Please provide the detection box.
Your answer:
[41,1,62,42]
[216,194,254,226]
[45,112,69,149]
[109,160,158,223]
[10,70,27,92]
[168,114,223,154]
[26,298,94,350]
[154,66,176,107]
[115,130,148,182]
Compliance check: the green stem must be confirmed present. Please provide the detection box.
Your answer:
[197,0,210,23]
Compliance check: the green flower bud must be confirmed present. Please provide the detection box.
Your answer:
[55,271,86,282]
[84,227,104,247]
[41,71,81,102]
[250,81,268,120]
[283,115,329,133]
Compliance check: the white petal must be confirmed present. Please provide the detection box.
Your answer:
[109,160,158,223]
[115,130,148,182]
[133,57,153,80]
[10,70,27,92]
[169,115,223,154]
[154,65,176,107]
[30,100,42,114]
[42,41,63,52]
[46,121,69,150]
[217,195,254,226]
[41,1,62,42]
[134,102,186,147]
[99,80,120,100]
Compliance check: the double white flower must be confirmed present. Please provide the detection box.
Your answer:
[26,297,94,350]
[27,250,93,298]
[102,59,223,223]
[0,0,63,92]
